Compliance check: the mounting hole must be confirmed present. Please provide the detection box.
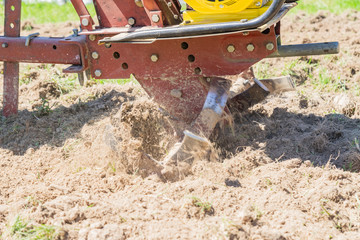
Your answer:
[122,63,128,70]
[10,23,14,29]
[10,5,15,11]
[181,42,188,50]
[188,55,195,62]
[194,67,202,75]
[53,45,57,50]
[113,52,120,59]
[261,28,271,35]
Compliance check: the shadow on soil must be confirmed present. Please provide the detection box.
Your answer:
[1,90,360,172]
[0,89,135,155]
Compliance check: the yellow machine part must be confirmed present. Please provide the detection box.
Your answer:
[182,1,270,25]
[182,6,268,25]
[183,0,269,14]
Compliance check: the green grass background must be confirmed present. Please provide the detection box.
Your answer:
[0,0,359,24]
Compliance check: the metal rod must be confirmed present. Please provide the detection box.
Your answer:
[267,42,339,58]
[3,0,22,117]
[100,0,286,42]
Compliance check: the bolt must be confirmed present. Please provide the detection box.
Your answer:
[128,17,136,26]
[255,1,261,7]
[167,2,172,7]
[266,42,275,51]
[174,15,179,19]
[94,70,102,77]
[81,18,89,27]
[150,54,159,62]
[246,43,255,52]
[89,35,96,41]
[206,77,211,83]
[105,43,112,48]
[227,44,236,53]
[91,52,99,59]
[170,89,182,98]
[152,14,160,23]
[2,43,8,48]
[242,31,249,36]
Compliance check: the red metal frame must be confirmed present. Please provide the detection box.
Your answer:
[1,0,278,122]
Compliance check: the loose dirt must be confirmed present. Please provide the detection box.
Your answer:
[0,10,360,240]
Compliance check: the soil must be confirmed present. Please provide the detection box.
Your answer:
[1,10,360,240]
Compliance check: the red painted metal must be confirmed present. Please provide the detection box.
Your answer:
[3,0,21,117]
[86,28,276,122]
[88,29,276,79]
[0,0,279,123]
[93,0,151,27]
[0,37,83,64]
[70,0,94,31]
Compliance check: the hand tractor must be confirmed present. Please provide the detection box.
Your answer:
[0,0,339,180]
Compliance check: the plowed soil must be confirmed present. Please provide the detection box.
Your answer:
[1,10,360,240]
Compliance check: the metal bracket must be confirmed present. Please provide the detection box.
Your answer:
[25,32,40,46]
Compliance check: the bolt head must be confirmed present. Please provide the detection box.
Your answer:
[266,42,275,51]
[246,44,255,52]
[2,43,8,48]
[167,2,172,7]
[91,52,99,59]
[81,18,89,27]
[128,17,136,26]
[255,1,261,7]
[227,44,236,53]
[151,54,159,62]
[152,14,160,23]
[89,35,96,41]
[94,70,102,77]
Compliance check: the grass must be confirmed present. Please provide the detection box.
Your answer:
[292,0,360,14]
[0,2,96,25]
[0,0,358,26]
[10,216,59,240]
[191,196,214,215]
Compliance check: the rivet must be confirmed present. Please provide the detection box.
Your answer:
[128,17,136,26]
[151,54,159,62]
[255,1,261,7]
[152,14,160,23]
[227,44,236,53]
[2,43,8,48]
[94,70,102,77]
[246,43,255,52]
[174,15,179,19]
[167,2,172,7]
[170,89,182,98]
[91,52,99,59]
[89,35,96,41]
[242,31,249,36]
[266,42,275,51]
[206,77,211,83]
[105,43,112,48]
[81,18,89,27]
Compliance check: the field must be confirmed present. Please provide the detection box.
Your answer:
[0,1,360,240]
